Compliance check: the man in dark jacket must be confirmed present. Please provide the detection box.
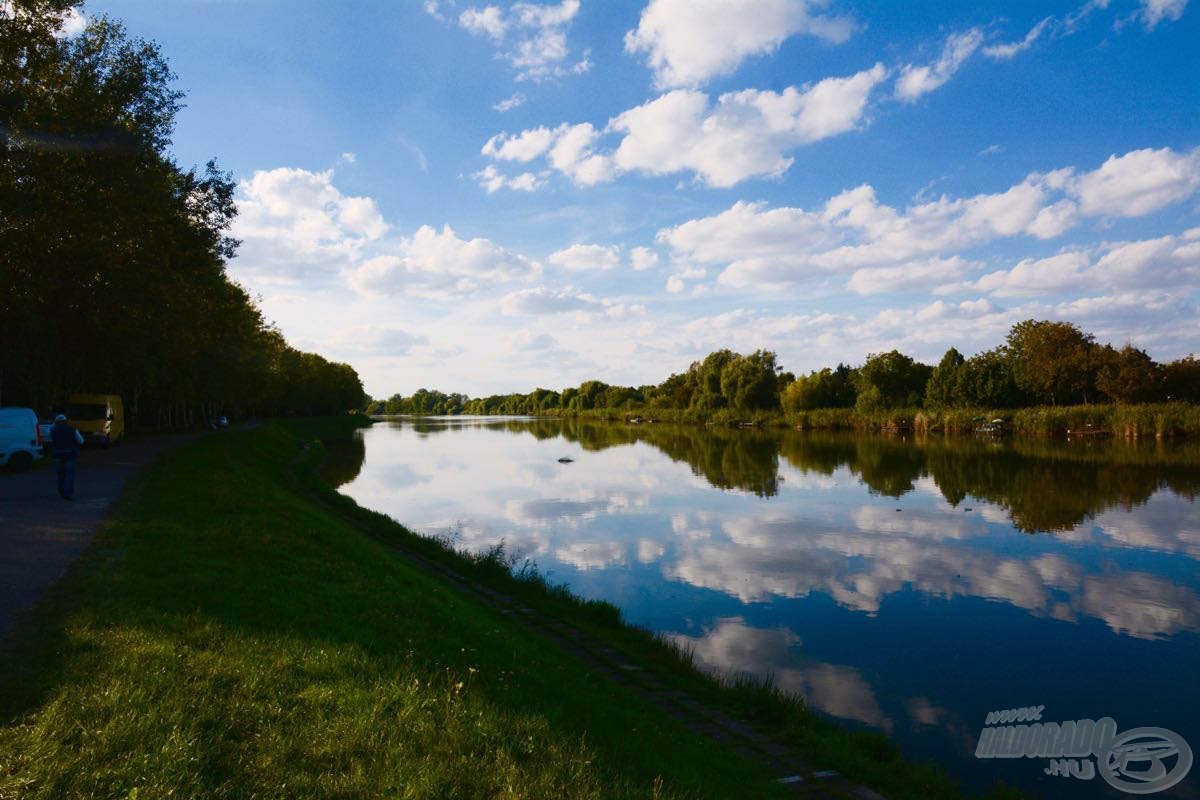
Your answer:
[50,414,84,500]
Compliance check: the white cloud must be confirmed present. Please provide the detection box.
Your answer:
[1138,0,1188,29]
[624,0,855,89]
[482,64,888,191]
[505,329,558,352]
[548,243,621,271]
[57,6,86,37]
[460,5,507,39]
[945,233,1199,298]
[847,257,975,296]
[482,122,613,185]
[493,93,526,112]
[327,325,429,356]
[347,224,538,298]
[655,147,1200,289]
[1070,147,1200,217]
[629,246,660,271]
[231,167,387,281]
[482,126,556,161]
[546,122,614,185]
[612,64,887,187]
[982,17,1053,59]
[895,28,984,101]
[339,151,357,164]
[499,286,598,315]
[474,164,544,193]
[455,0,584,80]
[980,144,1004,157]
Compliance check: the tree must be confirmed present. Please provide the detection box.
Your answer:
[686,350,736,411]
[1096,345,1163,404]
[955,349,1021,408]
[782,364,856,411]
[925,348,965,407]
[1163,356,1200,403]
[0,4,365,421]
[718,350,780,412]
[1005,320,1097,405]
[854,351,933,410]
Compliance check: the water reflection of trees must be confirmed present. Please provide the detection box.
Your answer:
[784,432,1200,532]
[385,418,1200,533]
[319,434,367,488]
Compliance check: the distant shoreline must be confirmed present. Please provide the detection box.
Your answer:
[372,401,1200,439]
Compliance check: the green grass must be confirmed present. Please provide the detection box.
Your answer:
[0,417,1002,799]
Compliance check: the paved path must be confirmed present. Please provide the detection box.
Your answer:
[0,434,193,643]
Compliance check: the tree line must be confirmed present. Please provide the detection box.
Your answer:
[369,320,1200,418]
[0,2,364,425]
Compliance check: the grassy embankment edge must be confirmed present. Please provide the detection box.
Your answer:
[0,417,1015,800]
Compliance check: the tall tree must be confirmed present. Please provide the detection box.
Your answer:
[1005,320,1097,406]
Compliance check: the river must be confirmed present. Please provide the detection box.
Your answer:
[328,416,1200,798]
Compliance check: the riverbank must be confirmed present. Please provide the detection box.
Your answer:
[519,402,1200,438]
[0,417,1022,799]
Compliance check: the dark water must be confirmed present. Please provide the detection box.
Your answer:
[332,417,1200,798]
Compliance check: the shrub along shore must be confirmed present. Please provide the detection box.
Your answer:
[0,417,1025,800]
[524,401,1200,439]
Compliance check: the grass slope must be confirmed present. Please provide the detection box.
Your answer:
[0,418,1004,799]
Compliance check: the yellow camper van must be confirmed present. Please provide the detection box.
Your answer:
[66,394,125,447]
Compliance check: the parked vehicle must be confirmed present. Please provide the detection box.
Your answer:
[65,394,125,447]
[0,407,44,471]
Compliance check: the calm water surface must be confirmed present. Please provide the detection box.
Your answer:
[332,417,1200,798]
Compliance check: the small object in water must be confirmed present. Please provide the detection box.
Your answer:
[964,507,972,512]
[895,508,902,512]
[557,457,574,463]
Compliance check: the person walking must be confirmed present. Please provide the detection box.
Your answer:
[49,414,84,500]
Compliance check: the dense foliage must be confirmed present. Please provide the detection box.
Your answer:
[370,320,1199,419]
[0,2,364,424]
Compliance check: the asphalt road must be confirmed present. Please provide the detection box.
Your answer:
[0,434,193,644]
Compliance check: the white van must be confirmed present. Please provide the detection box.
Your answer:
[0,407,43,471]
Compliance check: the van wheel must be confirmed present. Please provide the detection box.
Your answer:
[8,452,32,472]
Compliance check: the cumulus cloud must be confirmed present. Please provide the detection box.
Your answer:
[624,0,855,89]
[481,63,887,189]
[655,146,1200,288]
[629,246,660,271]
[942,233,1200,298]
[347,224,538,298]
[498,286,646,320]
[454,0,588,80]
[483,122,613,186]
[548,243,621,270]
[474,164,545,193]
[1070,147,1200,217]
[232,167,388,281]
[847,257,976,296]
[498,286,598,315]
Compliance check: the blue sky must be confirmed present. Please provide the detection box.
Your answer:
[84,0,1199,396]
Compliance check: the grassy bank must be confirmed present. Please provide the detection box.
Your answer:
[0,417,1002,799]
[521,402,1200,438]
